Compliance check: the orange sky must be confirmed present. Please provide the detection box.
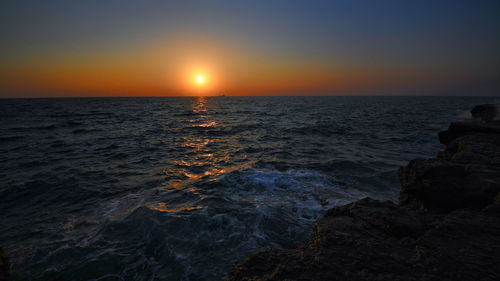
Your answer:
[1,1,499,97]
[0,38,345,96]
[0,36,473,97]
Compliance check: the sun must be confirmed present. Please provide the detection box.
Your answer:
[196,75,205,84]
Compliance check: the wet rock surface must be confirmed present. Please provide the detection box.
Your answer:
[226,105,500,281]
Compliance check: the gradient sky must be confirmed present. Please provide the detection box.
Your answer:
[1,0,499,97]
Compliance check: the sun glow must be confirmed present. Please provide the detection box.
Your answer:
[178,63,220,95]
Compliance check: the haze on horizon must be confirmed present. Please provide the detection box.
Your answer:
[1,0,499,98]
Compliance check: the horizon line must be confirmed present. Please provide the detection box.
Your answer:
[1,94,499,100]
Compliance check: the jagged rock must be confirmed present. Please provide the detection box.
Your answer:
[443,133,500,165]
[400,116,500,211]
[438,121,500,145]
[471,104,499,122]
[0,248,9,281]
[226,104,500,281]
[226,198,500,281]
[398,158,500,211]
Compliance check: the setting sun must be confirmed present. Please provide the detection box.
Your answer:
[180,65,217,95]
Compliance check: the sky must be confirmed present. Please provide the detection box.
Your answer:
[1,0,499,97]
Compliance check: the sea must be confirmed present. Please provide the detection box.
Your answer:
[0,96,497,280]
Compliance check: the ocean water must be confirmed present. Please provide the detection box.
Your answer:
[0,96,497,280]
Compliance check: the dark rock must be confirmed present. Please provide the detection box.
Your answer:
[398,158,500,211]
[400,116,500,211]
[226,198,500,281]
[226,104,500,281]
[0,248,9,281]
[438,121,500,145]
[471,104,499,122]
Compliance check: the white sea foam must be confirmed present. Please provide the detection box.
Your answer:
[457,109,472,120]
[219,168,364,221]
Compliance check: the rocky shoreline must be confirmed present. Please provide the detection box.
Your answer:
[226,104,500,281]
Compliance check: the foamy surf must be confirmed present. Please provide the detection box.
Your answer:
[41,167,363,280]
[219,168,363,220]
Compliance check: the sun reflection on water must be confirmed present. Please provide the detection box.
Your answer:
[150,96,251,213]
[150,202,203,213]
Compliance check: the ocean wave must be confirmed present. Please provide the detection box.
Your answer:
[39,167,362,280]
[0,135,24,143]
[285,121,350,137]
[218,168,363,220]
